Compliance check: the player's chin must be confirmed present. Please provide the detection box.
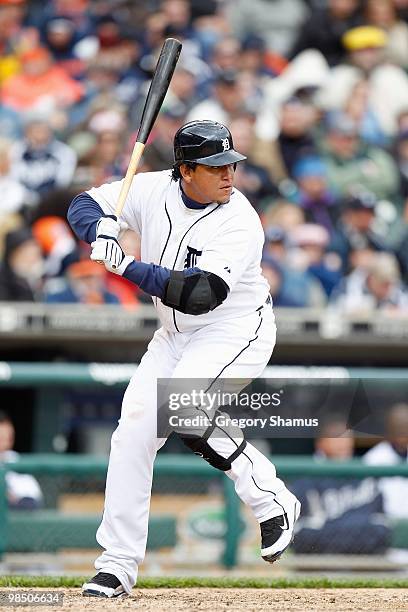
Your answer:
[217,189,232,204]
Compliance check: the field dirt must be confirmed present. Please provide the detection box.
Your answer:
[0,588,407,611]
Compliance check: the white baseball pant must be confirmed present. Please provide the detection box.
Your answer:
[94,304,292,593]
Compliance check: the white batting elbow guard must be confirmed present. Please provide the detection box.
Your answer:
[96,215,129,241]
[90,237,134,275]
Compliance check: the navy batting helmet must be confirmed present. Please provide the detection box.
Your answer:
[173,120,247,167]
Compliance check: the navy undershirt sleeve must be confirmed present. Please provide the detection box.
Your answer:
[67,192,203,299]
[123,263,201,298]
[67,192,103,243]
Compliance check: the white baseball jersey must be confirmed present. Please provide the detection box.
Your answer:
[87,170,270,332]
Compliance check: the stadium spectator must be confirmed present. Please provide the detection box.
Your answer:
[319,111,400,202]
[0,137,29,220]
[288,223,342,297]
[254,49,329,143]
[394,0,408,22]
[45,259,120,305]
[239,34,286,79]
[343,79,388,148]
[88,15,138,75]
[161,61,200,115]
[227,0,309,57]
[228,116,278,212]
[364,0,408,70]
[263,225,287,261]
[35,0,96,42]
[328,191,389,273]
[263,221,336,306]
[10,116,77,200]
[330,252,408,313]
[363,403,408,520]
[161,0,194,41]
[289,0,362,67]
[72,65,125,129]
[210,37,241,73]
[190,0,218,20]
[78,127,124,187]
[261,199,305,232]
[0,0,37,84]
[253,94,320,187]
[262,250,326,308]
[0,226,44,301]
[0,102,21,141]
[317,25,408,136]
[31,216,78,278]
[290,416,390,554]
[261,256,299,307]
[1,46,84,114]
[291,156,339,234]
[139,11,168,61]
[186,6,229,63]
[42,16,88,79]
[186,69,247,125]
[0,410,43,510]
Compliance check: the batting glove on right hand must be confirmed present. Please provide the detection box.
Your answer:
[90,236,134,275]
[96,215,128,241]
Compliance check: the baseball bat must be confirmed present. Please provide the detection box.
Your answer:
[114,38,182,218]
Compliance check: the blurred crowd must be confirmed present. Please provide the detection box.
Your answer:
[0,0,408,312]
[291,402,408,554]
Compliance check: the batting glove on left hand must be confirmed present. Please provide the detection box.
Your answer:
[96,215,128,241]
[90,237,134,275]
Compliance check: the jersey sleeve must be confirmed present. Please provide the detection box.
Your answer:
[86,174,144,234]
[197,216,263,290]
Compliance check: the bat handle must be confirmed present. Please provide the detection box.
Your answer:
[115,141,145,218]
[103,140,145,269]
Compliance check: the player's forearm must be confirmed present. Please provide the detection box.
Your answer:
[67,192,104,243]
[123,263,228,313]
[123,262,203,299]
[123,261,171,298]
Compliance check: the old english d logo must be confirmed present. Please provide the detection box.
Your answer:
[222,138,230,152]
[184,246,202,268]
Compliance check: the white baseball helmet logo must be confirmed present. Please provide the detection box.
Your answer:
[222,138,230,152]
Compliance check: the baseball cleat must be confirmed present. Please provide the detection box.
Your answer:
[260,491,301,564]
[82,572,127,598]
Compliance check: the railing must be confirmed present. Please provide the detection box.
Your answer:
[0,303,407,362]
[1,455,408,568]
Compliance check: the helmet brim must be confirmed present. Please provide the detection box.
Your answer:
[193,149,247,166]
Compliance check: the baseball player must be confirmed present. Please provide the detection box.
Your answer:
[67,120,300,598]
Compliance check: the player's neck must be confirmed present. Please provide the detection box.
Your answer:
[180,182,211,209]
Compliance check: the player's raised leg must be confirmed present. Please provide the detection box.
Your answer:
[170,305,300,563]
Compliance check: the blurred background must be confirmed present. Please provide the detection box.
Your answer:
[0,0,407,579]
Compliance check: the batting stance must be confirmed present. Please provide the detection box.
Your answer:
[68,120,300,598]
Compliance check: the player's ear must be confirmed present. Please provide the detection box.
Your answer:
[179,163,193,183]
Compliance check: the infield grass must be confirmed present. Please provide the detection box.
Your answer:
[0,576,407,589]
